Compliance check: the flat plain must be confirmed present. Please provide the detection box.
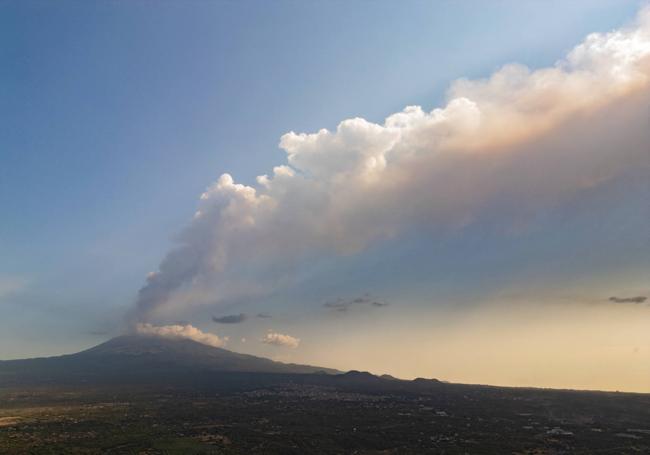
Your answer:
[2,375,649,454]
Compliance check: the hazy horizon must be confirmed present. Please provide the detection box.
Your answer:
[2,1,649,394]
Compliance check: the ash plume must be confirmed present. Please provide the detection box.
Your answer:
[130,8,650,323]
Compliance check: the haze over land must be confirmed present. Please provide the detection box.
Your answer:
[1,1,649,393]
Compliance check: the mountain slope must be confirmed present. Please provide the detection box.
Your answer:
[79,335,337,374]
[0,335,339,385]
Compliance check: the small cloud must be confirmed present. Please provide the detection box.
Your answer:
[212,313,247,324]
[256,312,272,319]
[323,294,389,312]
[0,275,28,301]
[241,337,247,343]
[323,298,350,311]
[609,296,647,304]
[135,323,228,348]
[261,331,300,348]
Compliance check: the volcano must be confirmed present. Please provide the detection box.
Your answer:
[0,335,339,386]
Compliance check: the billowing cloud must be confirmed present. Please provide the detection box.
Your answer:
[131,8,650,322]
[609,296,647,304]
[261,331,300,348]
[135,323,228,348]
[212,313,247,324]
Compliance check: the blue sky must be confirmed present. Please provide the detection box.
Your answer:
[1,1,648,391]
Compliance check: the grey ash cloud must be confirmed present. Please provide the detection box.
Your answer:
[323,294,389,312]
[212,313,247,324]
[609,296,647,304]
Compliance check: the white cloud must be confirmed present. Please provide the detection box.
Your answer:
[131,8,650,322]
[261,331,300,349]
[0,275,28,302]
[135,323,228,348]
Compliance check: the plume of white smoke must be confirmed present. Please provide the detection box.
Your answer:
[131,8,650,322]
[135,323,228,348]
[261,331,300,349]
